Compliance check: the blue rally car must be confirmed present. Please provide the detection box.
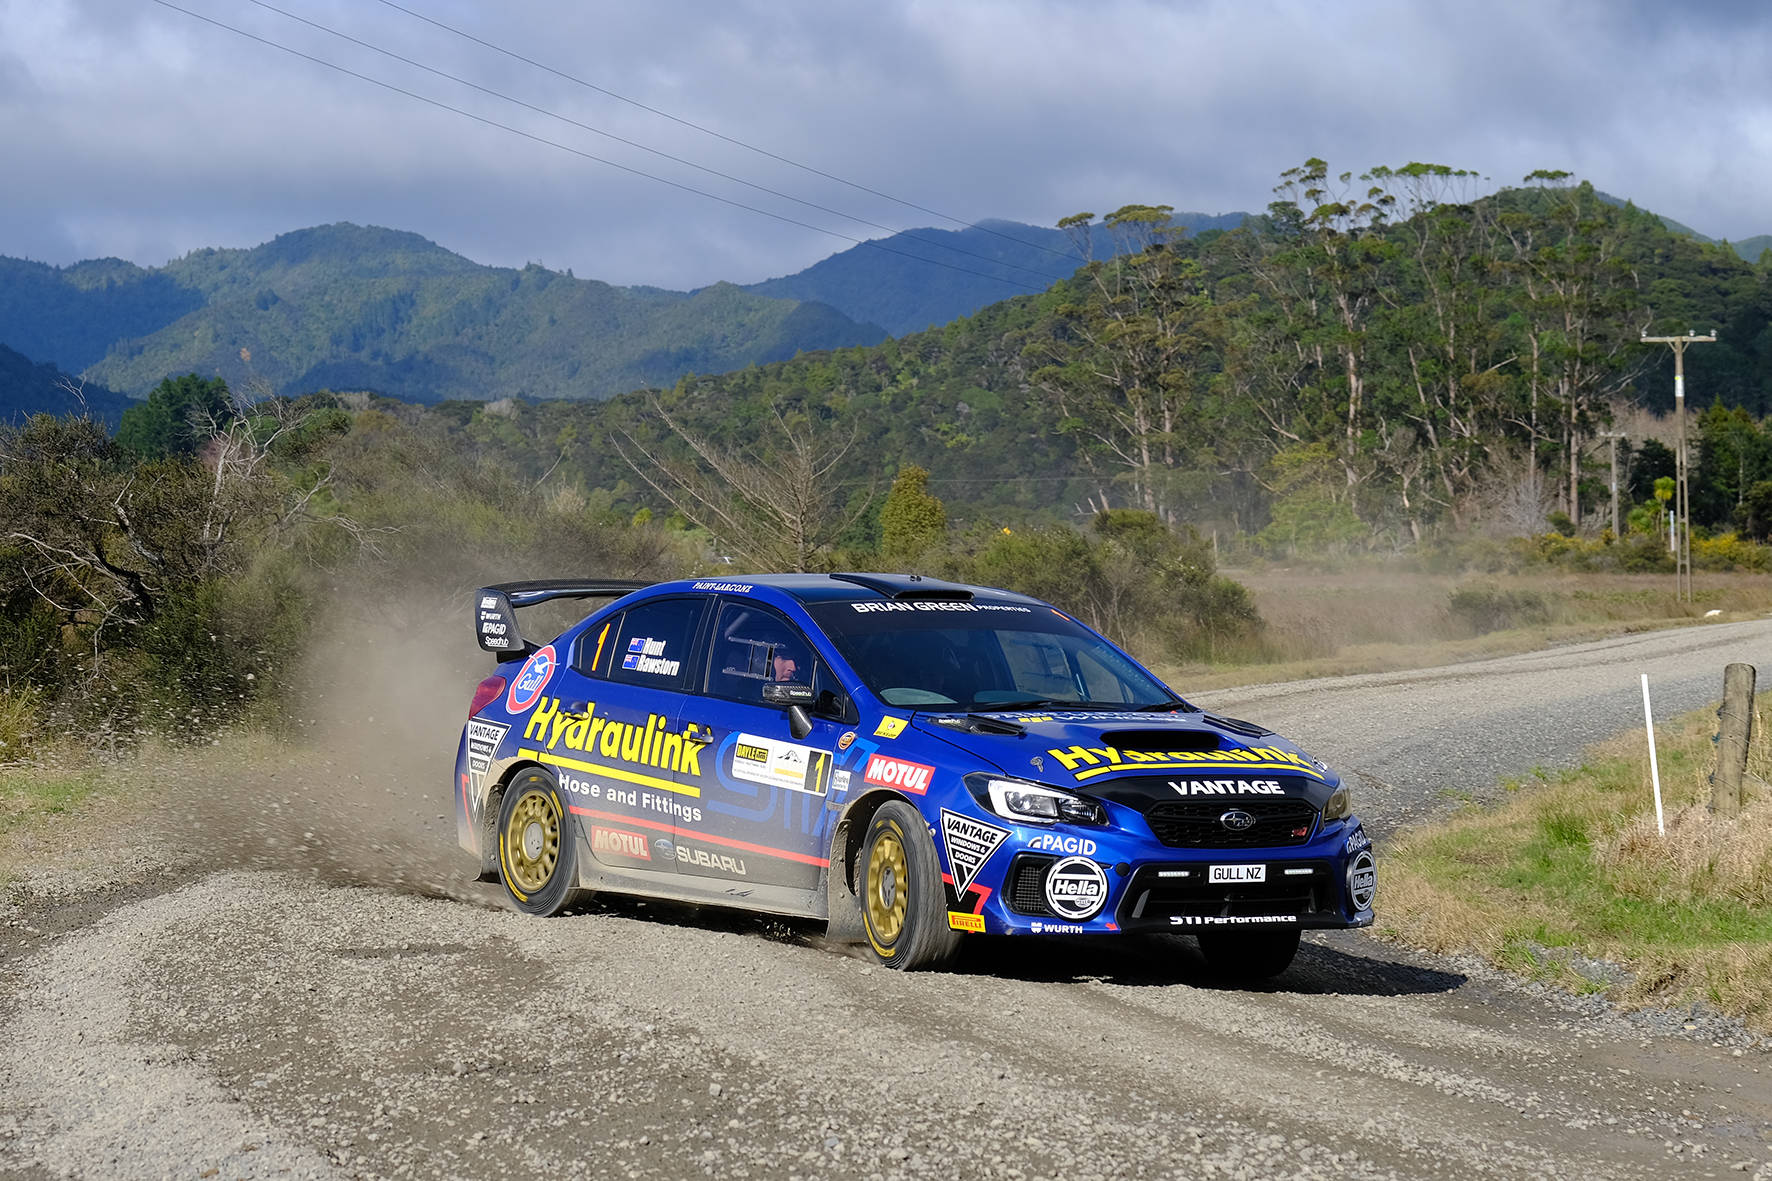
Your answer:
[455,573,1375,976]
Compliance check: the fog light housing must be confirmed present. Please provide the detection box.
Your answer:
[1347,848,1377,911]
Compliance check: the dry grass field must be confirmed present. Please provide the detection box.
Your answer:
[1163,567,1772,692]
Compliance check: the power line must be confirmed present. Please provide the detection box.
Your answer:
[373,0,1085,266]
[148,0,1048,295]
[242,0,1077,287]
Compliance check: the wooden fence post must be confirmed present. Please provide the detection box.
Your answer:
[1712,662,1757,817]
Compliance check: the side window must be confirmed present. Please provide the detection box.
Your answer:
[708,602,812,698]
[605,597,707,691]
[574,617,619,677]
[707,601,848,718]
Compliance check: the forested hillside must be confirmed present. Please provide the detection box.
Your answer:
[0,225,887,404]
[742,213,1249,335]
[0,344,132,427]
[336,169,1772,553]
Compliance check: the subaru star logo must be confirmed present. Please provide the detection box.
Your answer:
[1220,809,1256,832]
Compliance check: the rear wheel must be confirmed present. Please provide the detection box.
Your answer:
[497,768,585,916]
[859,801,961,971]
[1195,927,1301,980]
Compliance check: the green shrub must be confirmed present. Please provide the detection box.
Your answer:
[1449,585,1550,634]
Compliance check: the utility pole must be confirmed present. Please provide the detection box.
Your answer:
[1598,431,1626,537]
[1641,329,1718,603]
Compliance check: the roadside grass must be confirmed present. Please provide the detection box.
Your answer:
[1379,702,1772,1028]
[0,765,106,833]
[0,763,109,888]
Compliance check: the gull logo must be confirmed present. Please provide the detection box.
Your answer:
[506,645,557,713]
[1220,809,1256,832]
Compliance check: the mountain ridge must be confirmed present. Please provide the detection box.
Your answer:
[1,198,1762,406]
[740,213,1250,335]
[0,224,888,404]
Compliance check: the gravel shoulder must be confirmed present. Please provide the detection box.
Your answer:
[5,619,1772,1179]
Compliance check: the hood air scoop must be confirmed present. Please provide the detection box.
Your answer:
[1099,729,1219,753]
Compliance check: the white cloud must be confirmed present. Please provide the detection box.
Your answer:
[3,0,1772,287]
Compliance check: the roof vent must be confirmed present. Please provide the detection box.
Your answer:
[828,573,973,601]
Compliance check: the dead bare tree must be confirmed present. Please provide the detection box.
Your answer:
[614,398,870,573]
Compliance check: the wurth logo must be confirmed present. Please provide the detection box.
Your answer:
[863,753,935,794]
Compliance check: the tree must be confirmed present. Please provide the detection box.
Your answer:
[1261,160,1396,480]
[116,373,235,458]
[1032,205,1221,523]
[880,465,946,561]
[1694,403,1771,526]
[1362,163,1510,533]
[1496,177,1647,527]
[615,397,868,573]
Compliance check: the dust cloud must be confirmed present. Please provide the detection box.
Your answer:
[133,586,511,908]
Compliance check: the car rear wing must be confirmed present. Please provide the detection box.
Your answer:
[473,579,652,661]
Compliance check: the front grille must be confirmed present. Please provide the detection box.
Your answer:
[1143,798,1318,848]
[1116,862,1337,931]
[1005,854,1057,915]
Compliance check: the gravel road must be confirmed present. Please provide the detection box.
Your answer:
[5,618,1772,1181]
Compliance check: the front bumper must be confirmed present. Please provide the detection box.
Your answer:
[967,819,1375,936]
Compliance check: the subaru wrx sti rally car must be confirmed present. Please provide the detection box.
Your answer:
[455,574,1374,976]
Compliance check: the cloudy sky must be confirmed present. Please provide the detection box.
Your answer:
[3,0,1767,289]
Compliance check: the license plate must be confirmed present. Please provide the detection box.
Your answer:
[1210,864,1266,883]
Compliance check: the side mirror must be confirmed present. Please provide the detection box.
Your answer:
[761,682,815,706]
[473,588,524,655]
[762,682,816,740]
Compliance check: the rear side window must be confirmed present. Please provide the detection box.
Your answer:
[575,617,617,676]
[602,598,707,691]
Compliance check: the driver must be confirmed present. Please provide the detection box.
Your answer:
[757,629,806,684]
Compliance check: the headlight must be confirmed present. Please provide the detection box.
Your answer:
[1321,785,1352,822]
[964,774,1106,826]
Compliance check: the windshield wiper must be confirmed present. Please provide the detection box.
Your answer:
[972,698,1074,711]
[976,699,1155,712]
[1137,699,1198,713]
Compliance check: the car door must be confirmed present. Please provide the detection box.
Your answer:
[673,598,849,894]
[533,595,711,879]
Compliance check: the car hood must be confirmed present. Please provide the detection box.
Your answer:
[912,708,1341,811]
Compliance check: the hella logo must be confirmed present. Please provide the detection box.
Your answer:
[1220,810,1256,832]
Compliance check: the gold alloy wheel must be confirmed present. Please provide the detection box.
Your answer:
[865,827,910,944]
[503,789,561,894]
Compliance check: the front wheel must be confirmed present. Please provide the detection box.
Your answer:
[859,801,961,971]
[497,768,585,916]
[1196,927,1300,981]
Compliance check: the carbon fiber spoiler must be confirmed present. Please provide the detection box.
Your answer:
[473,579,652,661]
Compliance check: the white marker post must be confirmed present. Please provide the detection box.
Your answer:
[1641,673,1666,836]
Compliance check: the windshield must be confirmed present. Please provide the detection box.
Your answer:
[805,600,1176,709]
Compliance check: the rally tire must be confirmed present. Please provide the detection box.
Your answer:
[858,801,961,971]
[497,768,586,917]
[1195,927,1301,981]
